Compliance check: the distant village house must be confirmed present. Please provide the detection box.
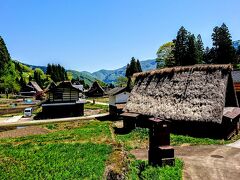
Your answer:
[108,86,130,116]
[20,81,43,99]
[42,81,85,118]
[85,81,105,97]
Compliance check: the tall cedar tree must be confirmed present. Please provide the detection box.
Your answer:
[212,23,236,64]
[204,47,216,64]
[0,36,11,72]
[125,57,142,89]
[186,34,198,65]
[125,57,142,78]
[136,60,142,72]
[196,34,204,64]
[173,26,189,66]
[46,64,67,82]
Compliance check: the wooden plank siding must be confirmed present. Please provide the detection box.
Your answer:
[49,88,79,103]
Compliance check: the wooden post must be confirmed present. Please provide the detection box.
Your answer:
[148,118,175,167]
[121,112,139,131]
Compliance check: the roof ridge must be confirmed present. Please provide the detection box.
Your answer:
[133,64,233,78]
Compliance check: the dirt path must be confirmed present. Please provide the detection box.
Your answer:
[86,100,108,105]
[0,126,50,138]
[131,145,240,180]
[0,113,109,127]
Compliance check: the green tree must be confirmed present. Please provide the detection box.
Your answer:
[125,57,142,78]
[34,68,45,88]
[116,76,128,87]
[0,36,11,72]
[196,34,204,64]
[211,23,236,64]
[173,26,189,66]
[186,34,198,65]
[0,62,20,94]
[136,59,142,72]
[125,57,142,89]
[156,42,175,68]
[46,64,67,82]
[203,47,216,64]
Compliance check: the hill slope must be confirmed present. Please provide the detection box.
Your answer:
[68,70,100,86]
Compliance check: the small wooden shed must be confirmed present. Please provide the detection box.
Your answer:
[124,64,240,139]
[42,81,84,118]
[108,86,130,116]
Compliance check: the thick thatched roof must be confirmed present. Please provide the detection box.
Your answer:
[87,81,105,94]
[124,64,238,124]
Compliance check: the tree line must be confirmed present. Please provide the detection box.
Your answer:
[156,23,240,68]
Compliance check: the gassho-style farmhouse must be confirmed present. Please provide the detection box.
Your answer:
[123,64,240,139]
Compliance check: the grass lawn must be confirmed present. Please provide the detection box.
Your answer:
[0,121,113,179]
[115,127,229,150]
[0,121,187,179]
[87,96,109,103]
[0,143,112,179]
[84,102,109,113]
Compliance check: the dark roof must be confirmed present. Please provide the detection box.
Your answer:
[232,71,240,83]
[107,87,128,96]
[124,64,238,124]
[29,81,43,92]
[47,81,81,92]
[87,81,105,94]
[44,81,57,92]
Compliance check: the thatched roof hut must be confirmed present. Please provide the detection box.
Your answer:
[124,64,238,125]
[86,81,105,97]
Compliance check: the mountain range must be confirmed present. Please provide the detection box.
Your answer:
[22,40,240,85]
[92,59,156,84]
[25,59,157,85]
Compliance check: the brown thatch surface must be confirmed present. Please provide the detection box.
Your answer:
[124,64,237,124]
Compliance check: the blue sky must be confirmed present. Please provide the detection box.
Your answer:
[1,0,240,72]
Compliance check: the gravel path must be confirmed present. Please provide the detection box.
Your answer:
[130,145,240,180]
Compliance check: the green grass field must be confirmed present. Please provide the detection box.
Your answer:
[0,143,112,179]
[87,97,109,103]
[0,121,113,179]
[84,102,109,113]
[4,120,232,179]
[115,127,229,150]
[0,119,237,179]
